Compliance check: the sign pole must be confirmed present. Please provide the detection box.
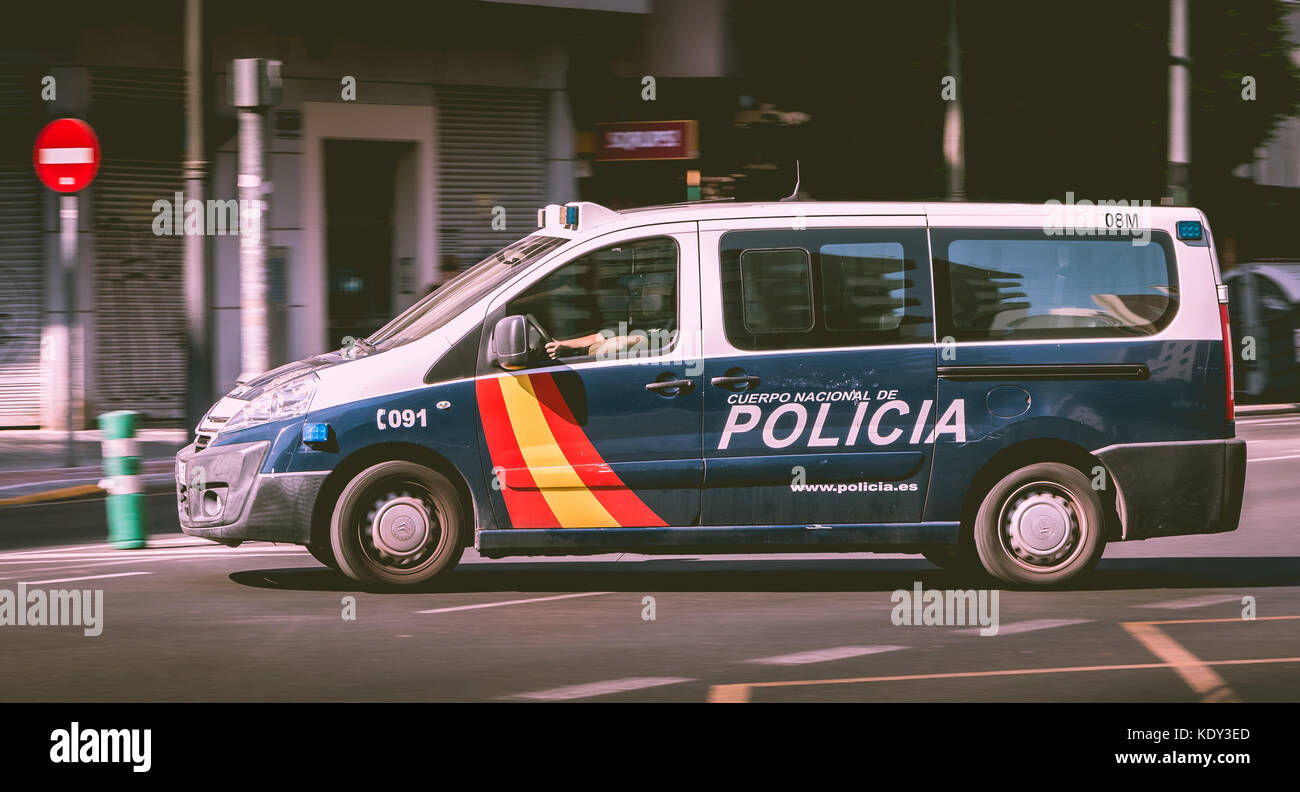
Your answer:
[61,194,77,467]
[33,117,100,464]
[231,58,281,382]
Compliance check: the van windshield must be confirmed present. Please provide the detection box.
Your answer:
[364,234,567,351]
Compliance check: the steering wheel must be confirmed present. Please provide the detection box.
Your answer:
[523,313,553,346]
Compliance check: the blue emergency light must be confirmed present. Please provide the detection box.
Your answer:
[565,205,578,227]
[1176,220,1203,241]
[302,423,331,444]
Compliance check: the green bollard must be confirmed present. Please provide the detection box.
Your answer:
[98,410,148,549]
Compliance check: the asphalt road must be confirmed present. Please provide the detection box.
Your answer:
[0,415,1297,702]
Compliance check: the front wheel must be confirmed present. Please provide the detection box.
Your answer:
[329,461,466,588]
[972,462,1106,586]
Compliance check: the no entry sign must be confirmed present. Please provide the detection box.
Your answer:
[33,118,100,193]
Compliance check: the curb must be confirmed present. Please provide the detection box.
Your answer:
[0,473,176,506]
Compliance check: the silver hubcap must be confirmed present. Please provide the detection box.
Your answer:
[372,496,430,557]
[360,484,442,572]
[1000,482,1085,570]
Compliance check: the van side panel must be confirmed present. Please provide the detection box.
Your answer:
[924,223,1238,541]
[287,379,495,532]
[922,339,1228,526]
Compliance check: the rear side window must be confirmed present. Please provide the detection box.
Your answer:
[932,229,1178,341]
[720,228,932,350]
[739,249,814,333]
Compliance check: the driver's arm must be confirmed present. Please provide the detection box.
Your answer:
[546,332,606,358]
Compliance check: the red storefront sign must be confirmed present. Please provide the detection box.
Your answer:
[594,120,698,161]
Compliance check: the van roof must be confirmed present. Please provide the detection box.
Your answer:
[579,200,1201,226]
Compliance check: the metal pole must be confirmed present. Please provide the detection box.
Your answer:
[184,0,211,428]
[1167,0,1190,205]
[237,106,268,381]
[61,194,77,467]
[943,0,965,201]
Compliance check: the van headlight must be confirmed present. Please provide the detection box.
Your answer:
[222,373,318,434]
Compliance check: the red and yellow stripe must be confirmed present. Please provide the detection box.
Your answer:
[477,372,667,529]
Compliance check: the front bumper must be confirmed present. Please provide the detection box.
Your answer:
[1096,438,1247,540]
[175,440,325,545]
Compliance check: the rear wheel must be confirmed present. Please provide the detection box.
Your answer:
[972,462,1106,586]
[329,461,465,588]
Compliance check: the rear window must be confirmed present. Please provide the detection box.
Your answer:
[932,229,1178,341]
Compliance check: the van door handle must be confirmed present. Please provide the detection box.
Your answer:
[710,375,761,390]
[645,378,695,395]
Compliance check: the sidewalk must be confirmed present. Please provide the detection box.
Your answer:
[0,428,188,504]
[1235,403,1300,417]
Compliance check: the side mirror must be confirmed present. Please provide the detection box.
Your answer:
[491,315,531,370]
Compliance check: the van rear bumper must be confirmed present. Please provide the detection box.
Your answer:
[1094,438,1246,540]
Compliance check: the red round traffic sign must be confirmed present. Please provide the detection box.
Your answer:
[33,118,100,193]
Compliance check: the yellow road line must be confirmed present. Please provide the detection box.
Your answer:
[1122,621,1239,702]
[706,656,1300,702]
[706,684,752,703]
[0,484,102,506]
[1131,614,1300,626]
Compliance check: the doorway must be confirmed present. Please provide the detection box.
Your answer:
[324,139,411,346]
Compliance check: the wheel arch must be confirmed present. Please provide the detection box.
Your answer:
[957,438,1123,543]
[310,442,478,550]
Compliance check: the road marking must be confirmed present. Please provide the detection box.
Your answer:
[745,645,907,665]
[1122,621,1239,702]
[0,552,302,580]
[706,656,1300,702]
[507,676,694,701]
[1247,453,1300,463]
[0,547,306,564]
[1236,416,1300,426]
[956,618,1090,636]
[0,558,188,579]
[416,591,612,614]
[1136,615,1300,626]
[1138,594,1244,610]
[708,684,753,703]
[20,571,152,585]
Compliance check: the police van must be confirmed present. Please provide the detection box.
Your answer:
[176,201,1246,588]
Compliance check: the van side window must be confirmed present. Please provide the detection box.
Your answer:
[932,229,1178,341]
[507,236,679,360]
[720,229,932,351]
[739,249,814,333]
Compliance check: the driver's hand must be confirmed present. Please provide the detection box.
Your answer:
[545,340,565,358]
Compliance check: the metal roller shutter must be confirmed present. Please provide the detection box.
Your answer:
[437,87,549,278]
[92,67,186,420]
[92,162,186,420]
[0,71,44,427]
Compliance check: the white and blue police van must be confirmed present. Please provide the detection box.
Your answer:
[177,200,1246,588]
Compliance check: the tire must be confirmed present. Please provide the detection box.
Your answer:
[972,462,1106,587]
[306,542,339,570]
[329,461,466,588]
